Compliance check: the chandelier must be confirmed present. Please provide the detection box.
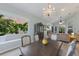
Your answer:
[42,4,55,16]
[42,4,65,17]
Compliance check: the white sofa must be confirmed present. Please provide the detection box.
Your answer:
[0,39,22,56]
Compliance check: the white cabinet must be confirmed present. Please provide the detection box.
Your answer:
[0,48,21,56]
[0,39,21,56]
[0,36,6,42]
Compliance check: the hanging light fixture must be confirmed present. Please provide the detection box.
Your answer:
[42,4,65,17]
[59,16,64,25]
[42,3,55,16]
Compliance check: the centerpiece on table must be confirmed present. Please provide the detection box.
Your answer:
[42,38,48,46]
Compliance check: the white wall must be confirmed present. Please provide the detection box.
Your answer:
[64,12,79,33]
[26,16,47,42]
[50,11,79,34]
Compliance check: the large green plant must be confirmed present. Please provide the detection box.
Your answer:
[59,27,65,33]
[0,15,28,36]
[0,16,9,35]
[18,22,28,32]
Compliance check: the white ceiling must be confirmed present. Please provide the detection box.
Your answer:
[0,3,79,23]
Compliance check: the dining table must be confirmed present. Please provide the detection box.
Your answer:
[20,40,63,56]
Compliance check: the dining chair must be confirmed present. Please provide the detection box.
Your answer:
[19,35,31,56]
[51,34,57,41]
[47,31,52,39]
[21,35,31,47]
[66,40,76,56]
[34,34,39,41]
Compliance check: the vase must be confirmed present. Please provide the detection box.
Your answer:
[42,39,48,46]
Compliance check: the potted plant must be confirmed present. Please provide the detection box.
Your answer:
[19,22,28,32]
[0,15,28,41]
[59,27,65,34]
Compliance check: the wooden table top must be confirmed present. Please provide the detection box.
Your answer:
[21,40,62,56]
[57,34,70,43]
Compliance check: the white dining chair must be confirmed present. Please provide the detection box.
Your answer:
[34,34,39,41]
[51,34,57,41]
[66,40,76,56]
[21,35,31,47]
